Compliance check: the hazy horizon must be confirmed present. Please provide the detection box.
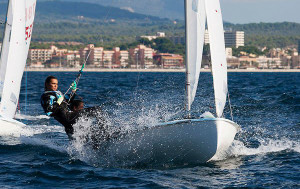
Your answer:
[221,0,300,24]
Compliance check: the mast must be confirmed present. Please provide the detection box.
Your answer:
[185,0,191,114]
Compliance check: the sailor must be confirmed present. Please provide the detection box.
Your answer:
[41,75,80,139]
[70,99,84,112]
[41,76,109,144]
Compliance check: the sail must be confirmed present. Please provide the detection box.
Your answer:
[205,0,228,117]
[0,0,36,119]
[185,0,206,111]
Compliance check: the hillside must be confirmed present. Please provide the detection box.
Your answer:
[0,1,299,48]
[0,1,163,23]
[37,0,184,20]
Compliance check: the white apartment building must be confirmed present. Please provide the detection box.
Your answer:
[103,50,114,68]
[224,31,244,48]
[92,47,104,67]
[119,50,129,68]
[137,45,155,68]
[140,32,166,41]
[28,48,52,63]
[63,53,81,68]
[205,30,244,48]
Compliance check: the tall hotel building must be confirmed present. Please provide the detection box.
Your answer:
[205,30,244,48]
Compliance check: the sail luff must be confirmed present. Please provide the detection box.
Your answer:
[205,0,228,118]
[0,0,12,99]
[185,0,206,112]
[0,0,36,119]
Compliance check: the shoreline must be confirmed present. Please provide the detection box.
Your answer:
[25,68,300,73]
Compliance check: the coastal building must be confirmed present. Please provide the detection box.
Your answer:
[205,30,245,48]
[79,44,104,67]
[153,53,184,68]
[117,48,129,68]
[227,56,240,69]
[225,48,233,57]
[63,53,81,68]
[102,50,114,68]
[256,56,282,69]
[28,48,52,65]
[237,56,257,69]
[129,45,155,68]
[224,31,244,48]
[140,32,165,41]
[111,47,129,68]
[291,54,300,69]
[50,45,68,56]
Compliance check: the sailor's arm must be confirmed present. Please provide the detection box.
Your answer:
[41,93,64,116]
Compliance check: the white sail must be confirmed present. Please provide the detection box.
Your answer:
[0,0,36,119]
[205,0,228,118]
[186,0,206,111]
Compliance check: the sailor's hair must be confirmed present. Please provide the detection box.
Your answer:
[70,100,84,110]
[44,75,57,90]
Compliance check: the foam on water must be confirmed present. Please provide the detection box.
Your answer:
[67,99,184,167]
[211,138,300,162]
[0,115,68,153]
[230,139,299,156]
[15,113,50,120]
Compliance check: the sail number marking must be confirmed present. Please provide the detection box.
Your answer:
[25,24,33,41]
[25,3,36,22]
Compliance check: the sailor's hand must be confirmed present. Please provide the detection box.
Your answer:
[70,81,77,92]
[57,95,64,105]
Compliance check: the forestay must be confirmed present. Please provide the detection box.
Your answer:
[185,0,206,111]
[205,0,228,118]
[0,0,36,119]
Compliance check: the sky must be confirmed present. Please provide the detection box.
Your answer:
[220,0,300,23]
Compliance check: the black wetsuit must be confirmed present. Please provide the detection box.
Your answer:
[41,90,79,137]
[41,91,108,143]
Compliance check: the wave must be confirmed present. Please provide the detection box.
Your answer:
[212,138,300,162]
[0,122,67,150]
[15,113,50,120]
[20,135,68,154]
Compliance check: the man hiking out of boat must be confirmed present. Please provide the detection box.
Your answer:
[41,76,108,142]
[41,76,81,139]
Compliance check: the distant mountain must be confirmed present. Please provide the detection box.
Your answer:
[0,1,299,48]
[37,0,184,20]
[0,1,164,23]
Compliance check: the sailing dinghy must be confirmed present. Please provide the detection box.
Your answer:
[98,0,239,165]
[0,0,36,129]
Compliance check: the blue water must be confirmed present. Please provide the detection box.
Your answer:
[0,72,299,188]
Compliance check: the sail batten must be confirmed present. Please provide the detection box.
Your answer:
[0,0,36,119]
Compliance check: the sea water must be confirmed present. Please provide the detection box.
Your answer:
[0,72,299,188]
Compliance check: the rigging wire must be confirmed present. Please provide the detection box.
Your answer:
[25,59,28,118]
[64,50,91,100]
[134,1,151,101]
[227,90,234,121]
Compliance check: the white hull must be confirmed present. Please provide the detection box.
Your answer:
[0,117,25,136]
[103,118,239,165]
